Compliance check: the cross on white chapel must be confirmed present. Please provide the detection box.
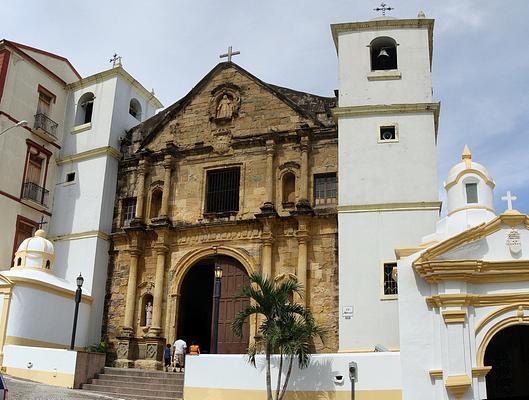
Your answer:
[502,191,517,211]
[220,46,240,63]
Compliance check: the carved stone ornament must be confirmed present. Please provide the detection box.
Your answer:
[506,228,522,254]
[209,84,241,122]
[212,128,233,154]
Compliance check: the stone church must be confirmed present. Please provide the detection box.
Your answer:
[104,62,339,367]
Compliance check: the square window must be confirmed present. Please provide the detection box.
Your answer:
[205,168,240,214]
[314,173,337,206]
[383,262,398,296]
[379,126,397,142]
[122,198,137,227]
[465,183,478,204]
[65,172,76,183]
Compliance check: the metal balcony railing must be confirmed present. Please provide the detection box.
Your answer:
[22,181,49,208]
[34,113,58,139]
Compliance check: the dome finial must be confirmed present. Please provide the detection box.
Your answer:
[462,145,472,167]
[418,10,426,18]
[35,229,47,238]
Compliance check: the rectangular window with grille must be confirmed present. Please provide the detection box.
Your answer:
[383,262,398,296]
[122,198,137,226]
[205,167,240,214]
[314,173,337,206]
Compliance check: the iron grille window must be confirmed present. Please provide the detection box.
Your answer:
[383,262,398,296]
[122,198,137,226]
[314,173,337,206]
[205,168,240,214]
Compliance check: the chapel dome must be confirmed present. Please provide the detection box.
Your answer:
[13,229,55,271]
[445,145,493,188]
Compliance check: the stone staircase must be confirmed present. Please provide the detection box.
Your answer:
[82,367,184,400]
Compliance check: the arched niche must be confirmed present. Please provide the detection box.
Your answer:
[129,98,142,121]
[370,36,398,71]
[75,92,95,126]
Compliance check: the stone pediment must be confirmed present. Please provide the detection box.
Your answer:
[413,211,529,283]
[137,62,333,153]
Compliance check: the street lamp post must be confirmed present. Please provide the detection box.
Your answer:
[0,120,28,137]
[70,274,84,350]
[211,261,223,354]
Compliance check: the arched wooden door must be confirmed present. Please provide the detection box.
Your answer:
[213,256,250,354]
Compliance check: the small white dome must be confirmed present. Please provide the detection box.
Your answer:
[445,145,493,189]
[13,229,55,271]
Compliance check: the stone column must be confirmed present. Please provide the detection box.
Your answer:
[123,249,140,336]
[298,135,311,209]
[134,160,148,220]
[148,243,168,337]
[264,139,275,207]
[160,155,173,218]
[296,217,310,305]
[261,220,274,278]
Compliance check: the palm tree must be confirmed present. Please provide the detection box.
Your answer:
[232,272,325,400]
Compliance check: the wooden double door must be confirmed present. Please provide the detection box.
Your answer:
[212,256,250,354]
[177,256,250,354]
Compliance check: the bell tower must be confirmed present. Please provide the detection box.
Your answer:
[332,12,441,350]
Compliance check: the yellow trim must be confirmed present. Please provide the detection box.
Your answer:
[415,259,529,284]
[447,204,496,216]
[0,290,12,365]
[4,366,74,388]
[368,70,402,81]
[50,230,110,242]
[8,276,93,304]
[445,168,495,190]
[70,122,92,134]
[5,336,84,351]
[338,201,441,214]
[395,241,438,260]
[331,103,440,135]
[56,146,121,165]
[429,369,443,379]
[66,66,163,108]
[338,347,400,353]
[445,375,471,399]
[429,368,491,380]
[426,292,529,309]
[330,18,434,67]
[10,266,52,274]
[185,387,402,400]
[477,317,529,367]
[414,212,529,265]
[475,303,529,335]
[442,310,466,324]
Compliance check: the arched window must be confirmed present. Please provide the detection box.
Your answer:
[129,99,142,121]
[282,172,296,207]
[75,92,95,126]
[140,293,154,327]
[16,257,22,266]
[150,189,163,219]
[45,260,50,269]
[370,37,398,71]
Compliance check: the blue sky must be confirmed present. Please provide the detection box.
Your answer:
[2,0,528,214]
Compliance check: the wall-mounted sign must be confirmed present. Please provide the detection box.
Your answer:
[342,306,354,319]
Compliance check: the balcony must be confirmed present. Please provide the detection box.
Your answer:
[33,113,58,142]
[21,181,49,209]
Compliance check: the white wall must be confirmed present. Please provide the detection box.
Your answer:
[337,26,432,107]
[185,353,402,399]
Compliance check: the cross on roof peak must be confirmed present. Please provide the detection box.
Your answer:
[37,216,48,230]
[501,191,518,211]
[374,3,394,16]
[109,53,122,68]
[220,46,240,63]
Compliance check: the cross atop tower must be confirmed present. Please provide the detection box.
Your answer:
[374,3,394,16]
[502,191,518,211]
[37,216,48,230]
[220,46,240,63]
[109,53,122,68]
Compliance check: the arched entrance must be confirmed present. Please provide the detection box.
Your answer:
[177,255,250,354]
[484,325,529,399]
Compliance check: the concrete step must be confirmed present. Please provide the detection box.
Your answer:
[89,378,183,392]
[82,383,181,398]
[95,373,184,385]
[103,367,181,378]
[82,391,181,400]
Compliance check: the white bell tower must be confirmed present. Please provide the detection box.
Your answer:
[332,13,441,350]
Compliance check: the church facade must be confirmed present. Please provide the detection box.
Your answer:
[104,63,339,367]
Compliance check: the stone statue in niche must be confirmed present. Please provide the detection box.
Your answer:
[145,301,153,327]
[216,94,234,119]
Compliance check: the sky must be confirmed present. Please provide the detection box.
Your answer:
[2,0,529,214]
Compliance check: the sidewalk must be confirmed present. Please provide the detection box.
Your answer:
[3,375,124,400]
